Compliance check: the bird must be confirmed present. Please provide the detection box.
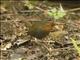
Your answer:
[27,20,54,39]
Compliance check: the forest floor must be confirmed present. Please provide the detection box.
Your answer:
[0,0,80,60]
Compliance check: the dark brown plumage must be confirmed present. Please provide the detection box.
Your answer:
[27,21,54,39]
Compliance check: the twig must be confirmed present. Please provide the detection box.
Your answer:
[66,8,80,12]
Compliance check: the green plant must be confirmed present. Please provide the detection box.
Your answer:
[70,37,80,56]
[47,4,66,20]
